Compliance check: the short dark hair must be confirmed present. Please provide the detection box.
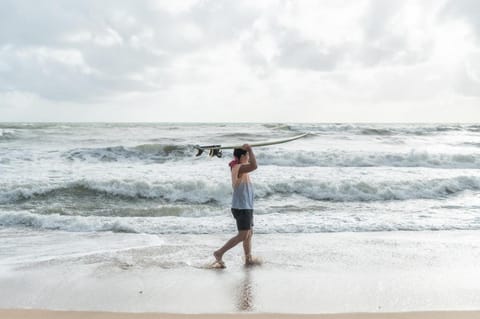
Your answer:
[233,148,247,160]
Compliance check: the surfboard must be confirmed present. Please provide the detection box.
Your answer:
[195,133,308,157]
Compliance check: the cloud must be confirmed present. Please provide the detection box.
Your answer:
[0,0,265,101]
[436,0,480,97]
[356,0,436,67]
[441,0,480,42]
[240,0,440,75]
[0,0,479,121]
[0,1,170,101]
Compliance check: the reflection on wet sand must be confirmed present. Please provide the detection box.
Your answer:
[236,268,253,311]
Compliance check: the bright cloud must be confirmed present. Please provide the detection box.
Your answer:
[0,0,479,122]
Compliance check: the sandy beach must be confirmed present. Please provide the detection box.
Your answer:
[2,230,480,315]
[1,309,480,319]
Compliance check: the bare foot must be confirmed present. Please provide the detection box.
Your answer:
[213,251,225,268]
[245,255,262,267]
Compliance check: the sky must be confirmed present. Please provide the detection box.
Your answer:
[0,0,479,123]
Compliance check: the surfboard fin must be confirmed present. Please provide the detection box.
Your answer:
[195,148,204,157]
[195,145,223,157]
[209,149,223,158]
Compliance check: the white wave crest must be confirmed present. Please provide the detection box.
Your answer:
[63,144,193,163]
[0,179,232,205]
[1,175,479,205]
[257,150,480,168]
[0,129,17,140]
[0,211,233,234]
[1,207,479,234]
[255,175,480,202]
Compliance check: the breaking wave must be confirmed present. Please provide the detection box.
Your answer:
[257,150,480,168]
[0,129,18,141]
[268,123,480,135]
[1,206,479,234]
[63,144,194,163]
[0,179,231,205]
[255,175,480,202]
[1,175,479,205]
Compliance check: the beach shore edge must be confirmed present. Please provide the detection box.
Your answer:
[1,309,479,319]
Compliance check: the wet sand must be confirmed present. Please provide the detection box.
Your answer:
[1,309,480,319]
[1,231,480,314]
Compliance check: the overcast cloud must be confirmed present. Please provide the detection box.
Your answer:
[0,0,479,122]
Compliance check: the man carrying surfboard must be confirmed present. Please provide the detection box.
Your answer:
[213,144,259,267]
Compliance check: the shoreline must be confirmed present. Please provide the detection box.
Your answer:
[1,309,480,319]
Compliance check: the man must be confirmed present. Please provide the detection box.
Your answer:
[213,144,259,268]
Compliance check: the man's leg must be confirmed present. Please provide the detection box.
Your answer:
[214,230,249,262]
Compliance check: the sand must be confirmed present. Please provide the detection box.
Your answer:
[1,309,480,319]
[2,231,480,315]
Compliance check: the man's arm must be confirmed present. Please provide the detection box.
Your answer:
[238,144,257,174]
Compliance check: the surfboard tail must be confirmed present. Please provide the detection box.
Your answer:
[195,146,223,157]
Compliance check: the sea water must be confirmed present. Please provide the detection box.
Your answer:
[1,122,480,234]
[1,122,480,312]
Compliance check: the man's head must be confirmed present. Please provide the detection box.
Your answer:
[233,148,249,163]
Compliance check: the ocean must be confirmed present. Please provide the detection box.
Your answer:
[1,122,480,234]
[1,122,480,312]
